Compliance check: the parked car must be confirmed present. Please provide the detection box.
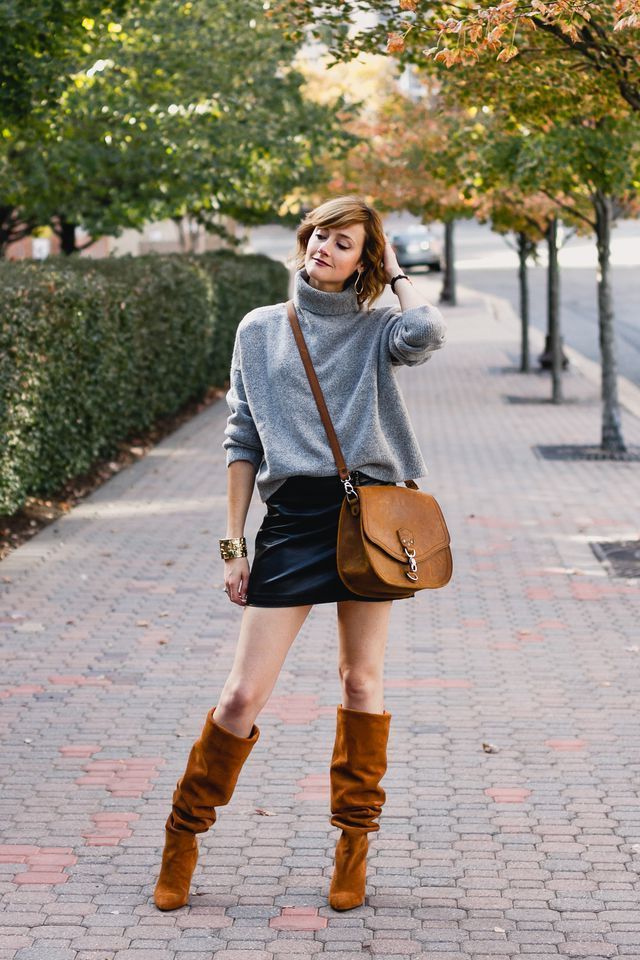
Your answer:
[388,225,442,272]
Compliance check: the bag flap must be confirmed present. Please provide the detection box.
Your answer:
[357,486,450,562]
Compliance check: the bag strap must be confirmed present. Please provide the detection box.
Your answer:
[286,299,350,481]
[286,299,419,489]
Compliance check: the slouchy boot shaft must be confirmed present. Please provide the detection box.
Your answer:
[154,707,259,911]
[329,704,391,910]
[168,708,259,834]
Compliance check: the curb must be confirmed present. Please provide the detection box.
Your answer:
[480,287,640,422]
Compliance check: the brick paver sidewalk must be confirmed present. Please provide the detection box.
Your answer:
[1,277,639,960]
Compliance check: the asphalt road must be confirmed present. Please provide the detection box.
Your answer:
[447,218,640,389]
[246,216,640,387]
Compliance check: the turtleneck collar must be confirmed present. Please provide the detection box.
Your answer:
[293,267,360,318]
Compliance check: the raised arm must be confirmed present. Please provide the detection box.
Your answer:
[381,238,447,366]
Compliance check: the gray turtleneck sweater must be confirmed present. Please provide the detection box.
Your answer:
[222,268,447,503]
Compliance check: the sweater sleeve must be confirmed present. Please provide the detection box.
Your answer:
[222,359,264,470]
[383,303,447,367]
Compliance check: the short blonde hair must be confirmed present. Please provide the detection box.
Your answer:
[293,195,387,309]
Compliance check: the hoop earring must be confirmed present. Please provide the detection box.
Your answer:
[354,270,364,295]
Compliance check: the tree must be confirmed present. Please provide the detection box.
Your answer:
[1,0,358,254]
[270,2,640,112]
[272,1,640,454]
[0,2,132,122]
[513,116,639,448]
[476,188,552,373]
[312,84,479,304]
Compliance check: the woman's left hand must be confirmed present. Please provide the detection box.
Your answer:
[382,237,402,284]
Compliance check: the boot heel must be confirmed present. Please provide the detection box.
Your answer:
[154,829,198,910]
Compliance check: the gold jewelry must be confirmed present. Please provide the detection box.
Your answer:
[219,537,247,560]
[354,270,364,295]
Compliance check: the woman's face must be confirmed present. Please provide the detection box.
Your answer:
[304,222,366,292]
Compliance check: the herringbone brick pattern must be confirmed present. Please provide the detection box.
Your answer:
[1,277,639,959]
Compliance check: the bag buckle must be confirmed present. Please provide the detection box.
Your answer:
[342,474,359,505]
[403,546,419,581]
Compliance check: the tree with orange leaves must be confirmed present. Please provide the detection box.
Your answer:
[307,85,479,305]
[270,2,640,113]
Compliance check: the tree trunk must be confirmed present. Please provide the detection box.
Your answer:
[59,218,78,255]
[174,216,187,252]
[188,217,201,253]
[439,218,456,306]
[516,231,532,373]
[0,206,33,256]
[546,216,563,403]
[594,190,626,452]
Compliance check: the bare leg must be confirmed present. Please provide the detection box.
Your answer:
[214,604,313,737]
[336,600,393,713]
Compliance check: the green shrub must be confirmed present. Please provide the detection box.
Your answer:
[0,250,288,515]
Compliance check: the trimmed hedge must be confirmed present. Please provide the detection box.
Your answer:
[0,250,288,516]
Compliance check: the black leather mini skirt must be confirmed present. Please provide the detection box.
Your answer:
[245,471,397,607]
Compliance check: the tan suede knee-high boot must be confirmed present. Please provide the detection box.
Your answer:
[153,706,259,910]
[328,704,391,911]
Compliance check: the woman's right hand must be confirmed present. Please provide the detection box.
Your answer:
[223,557,250,606]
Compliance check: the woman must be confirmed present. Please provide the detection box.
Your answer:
[153,195,447,913]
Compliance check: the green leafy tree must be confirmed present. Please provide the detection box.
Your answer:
[2,0,357,254]
[0,2,132,121]
[512,117,639,449]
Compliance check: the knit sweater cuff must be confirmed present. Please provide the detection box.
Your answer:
[226,445,263,470]
[388,304,447,365]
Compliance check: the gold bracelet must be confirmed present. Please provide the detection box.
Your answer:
[219,537,247,560]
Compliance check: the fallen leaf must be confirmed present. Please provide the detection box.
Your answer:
[255,807,277,817]
[136,620,150,627]
[482,742,500,753]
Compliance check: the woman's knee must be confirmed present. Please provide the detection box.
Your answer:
[338,666,382,701]
[218,681,265,718]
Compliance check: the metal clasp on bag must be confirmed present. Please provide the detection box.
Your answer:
[398,529,419,581]
[404,546,419,581]
[342,474,360,514]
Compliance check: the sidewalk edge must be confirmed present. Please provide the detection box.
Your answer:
[477,287,640,422]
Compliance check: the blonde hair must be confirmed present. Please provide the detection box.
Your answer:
[292,195,387,309]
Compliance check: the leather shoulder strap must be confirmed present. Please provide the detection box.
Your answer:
[285,299,419,489]
[286,300,350,480]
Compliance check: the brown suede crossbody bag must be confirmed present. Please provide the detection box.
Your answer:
[286,299,453,599]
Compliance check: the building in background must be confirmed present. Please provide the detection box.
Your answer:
[6,213,246,261]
